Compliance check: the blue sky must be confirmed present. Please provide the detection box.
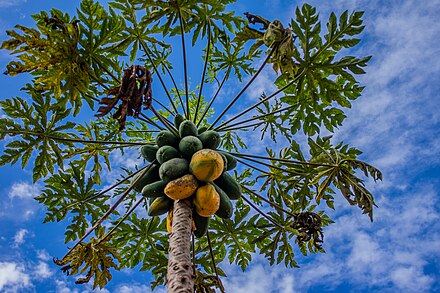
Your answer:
[1,0,440,292]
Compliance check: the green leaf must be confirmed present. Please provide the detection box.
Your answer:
[1,11,92,113]
[276,5,369,136]
[0,90,76,182]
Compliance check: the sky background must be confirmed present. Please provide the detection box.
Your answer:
[1,0,440,292]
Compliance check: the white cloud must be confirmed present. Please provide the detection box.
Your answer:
[220,182,440,292]
[301,186,439,291]
[328,0,440,177]
[0,0,26,8]
[55,280,79,293]
[0,262,31,292]
[224,263,299,293]
[54,279,111,293]
[245,67,278,102]
[391,266,434,292]
[1,181,42,221]
[109,148,143,171]
[36,250,51,261]
[33,261,53,279]
[8,181,40,200]
[115,283,162,293]
[12,228,28,247]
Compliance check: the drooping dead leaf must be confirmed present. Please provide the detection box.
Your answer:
[95,65,152,130]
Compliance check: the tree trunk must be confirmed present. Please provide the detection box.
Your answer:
[167,199,195,292]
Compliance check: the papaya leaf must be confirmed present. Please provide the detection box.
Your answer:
[62,120,125,185]
[275,4,369,136]
[54,234,121,289]
[210,36,258,82]
[209,201,266,271]
[1,10,91,114]
[113,214,169,289]
[306,136,381,220]
[0,90,76,182]
[35,163,111,242]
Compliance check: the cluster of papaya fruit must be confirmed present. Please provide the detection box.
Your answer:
[132,114,241,237]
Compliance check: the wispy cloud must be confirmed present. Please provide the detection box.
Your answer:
[0,262,31,292]
[8,181,40,200]
[114,283,165,293]
[33,261,53,279]
[1,181,41,221]
[12,228,28,247]
[224,263,299,293]
[0,0,26,8]
[222,183,439,292]
[36,250,51,262]
[328,0,440,177]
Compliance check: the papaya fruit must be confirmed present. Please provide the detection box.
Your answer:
[132,164,160,193]
[197,126,208,134]
[178,136,203,159]
[174,113,185,129]
[193,183,220,217]
[166,209,173,233]
[164,174,199,200]
[212,182,233,219]
[141,144,159,162]
[217,151,237,171]
[219,153,228,170]
[193,211,210,238]
[179,120,198,137]
[141,180,167,198]
[214,171,241,200]
[159,158,189,182]
[198,130,221,149]
[156,145,181,164]
[156,130,179,147]
[189,149,224,182]
[148,196,173,216]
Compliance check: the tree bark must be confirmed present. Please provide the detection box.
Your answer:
[167,199,194,293]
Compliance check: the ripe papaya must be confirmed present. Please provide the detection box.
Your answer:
[164,174,199,200]
[212,182,233,219]
[156,145,181,164]
[156,130,179,147]
[159,158,189,182]
[193,183,220,217]
[166,209,173,233]
[217,151,237,171]
[178,136,203,159]
[132,164,160,193]
[179,120,198,137]
[141,180,167,198]
[174,113,185,129]
[189,149,224,182]
[214,171,241,200]
[141,144,159,162]
[198,130,221,149]
[193,211,210,238]
[148,196,173,217]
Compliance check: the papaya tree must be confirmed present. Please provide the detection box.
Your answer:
[0,0,381,292]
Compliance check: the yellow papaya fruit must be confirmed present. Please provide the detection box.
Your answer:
[189,149,224,182]
[164,174,199,200]
[193,183,220,217]
[148,196,173,217]
[166,209,173,233]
